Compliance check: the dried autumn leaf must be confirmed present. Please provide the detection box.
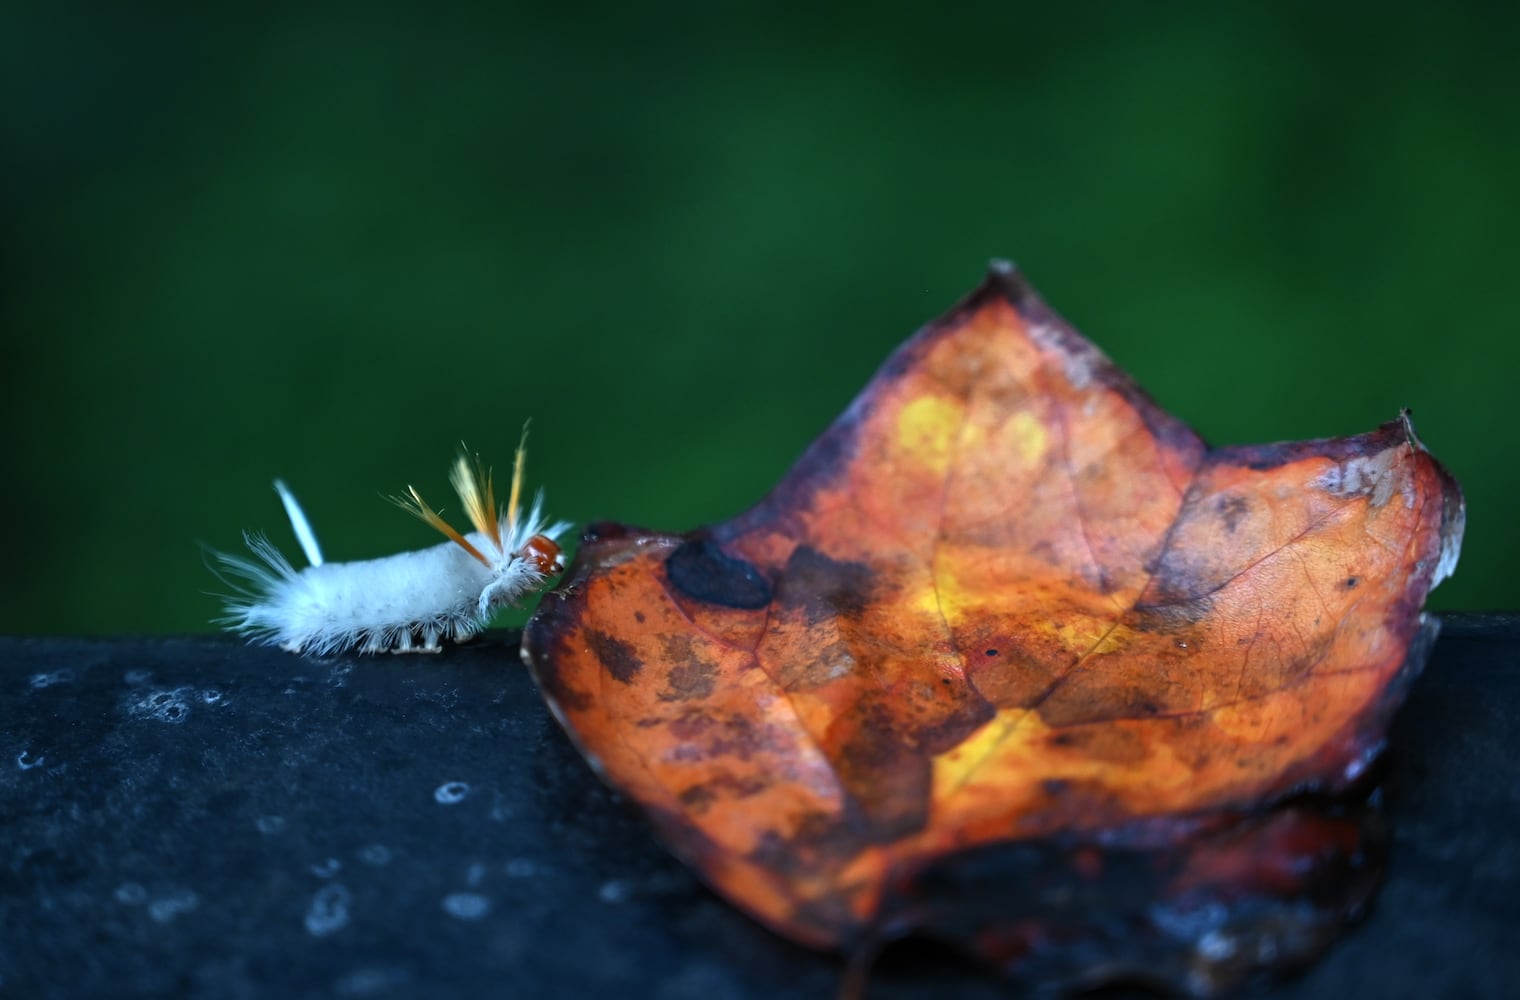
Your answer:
[522,263,1464,994]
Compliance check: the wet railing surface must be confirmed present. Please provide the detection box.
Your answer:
[2,616,1516,999]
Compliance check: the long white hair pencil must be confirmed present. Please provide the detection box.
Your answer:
[215,429,571,655]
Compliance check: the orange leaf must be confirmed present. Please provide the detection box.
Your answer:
[523,263,1464,993]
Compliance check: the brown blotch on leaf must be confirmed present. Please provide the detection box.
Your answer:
[747,809,870,882]
[1216,494,1252,533]
[584,628,643,685]
[677,773,771,814]
[667,708,773,763]
[832,698,936,843]
[660,637,718,701]
[776,546,875,625]
[1045,724,1148,765]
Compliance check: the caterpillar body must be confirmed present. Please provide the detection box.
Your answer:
[216,435,570,656]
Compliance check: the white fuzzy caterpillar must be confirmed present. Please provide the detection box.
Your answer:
[215,434,571,655]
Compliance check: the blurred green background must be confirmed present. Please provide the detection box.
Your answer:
[2,2,1512,637]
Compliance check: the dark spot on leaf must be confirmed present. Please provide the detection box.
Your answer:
[778,546,875,625]
[985,648,999,657]
[667,709,772,762]
[834,699,934,842]
[914,694,996,756]
[666,538,772,610]
[678,783,717,812]
[1216,495,1251,533]
[747,810,864,883]
[1043,725,1147,764]
[655,634,717,702]
[1132,592,1215,633]
[585,628,643,684]
[1041,678,1168,728]
[677,774,771,815]
[1343,576,1359,589]
[634,610,646,623]
[662,655,717,702]
[1139,530,1228,619]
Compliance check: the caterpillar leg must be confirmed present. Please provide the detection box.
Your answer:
[390,634,444,655]
[387,622,447,655]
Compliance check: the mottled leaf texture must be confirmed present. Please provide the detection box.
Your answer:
[523,263,1464,995]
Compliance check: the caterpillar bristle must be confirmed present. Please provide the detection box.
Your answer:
[507,422,530,538]
[391,486,492,567]
[273,480,325,567]
[449,452,501,551]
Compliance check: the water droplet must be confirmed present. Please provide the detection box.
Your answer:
[148,889,200,923]
[357,844,392,866]
[598,879,632,903]
[29,670,74,689]
[130,687,193,724]
[310,858,342,878]
[503,858,539,878]
[305,884,352,937]
[114,882,148,905]
[434,781,470,805]
[441,892,491,921]
[335,966,409,997]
